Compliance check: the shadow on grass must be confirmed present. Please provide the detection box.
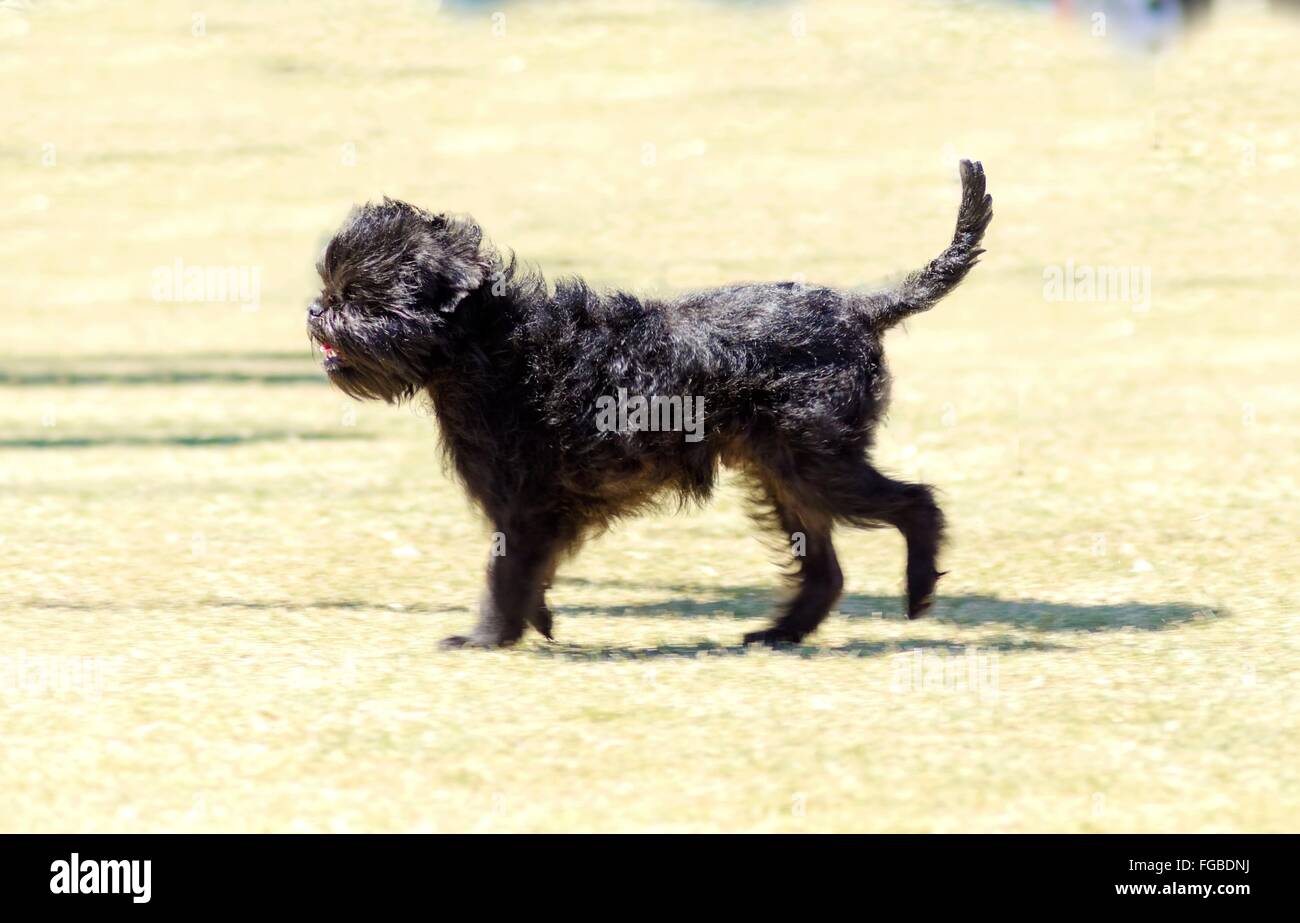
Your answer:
[126,577,1218,661]
[9,352,314,361]
[203,599,458,614]
[554,577,1218,633]
[199,596,1068,659]
[0,431,368,449]
[528,635,1067,661]
[0,352,324,387]
[0,371,325,386]
[185,580,1217,661]
[23,597,457,613]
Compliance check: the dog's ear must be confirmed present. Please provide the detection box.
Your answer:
[427,214,487,313]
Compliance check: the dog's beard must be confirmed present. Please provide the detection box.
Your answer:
[308,313,440,404]
[320,352,420,403]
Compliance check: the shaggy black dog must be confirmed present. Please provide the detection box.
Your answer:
[308,161,992,648]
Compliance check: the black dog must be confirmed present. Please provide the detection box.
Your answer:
[309,161,992,648]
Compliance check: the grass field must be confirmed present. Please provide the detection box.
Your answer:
[2,0,1297,832]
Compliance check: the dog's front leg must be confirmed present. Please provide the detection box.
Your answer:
[440,527,562,649]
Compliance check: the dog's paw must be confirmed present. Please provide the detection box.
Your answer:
[906,594,935,620]
[906,569,946,619]
[528,605,555,641]
[743,627,805,647]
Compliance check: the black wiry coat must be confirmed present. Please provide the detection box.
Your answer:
[309,162,993,647]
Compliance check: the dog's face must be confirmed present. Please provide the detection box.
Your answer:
[308,200,487,402]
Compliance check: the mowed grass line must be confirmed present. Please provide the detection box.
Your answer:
[1,0,1297,831]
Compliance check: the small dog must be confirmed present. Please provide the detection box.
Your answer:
[309,161,992,648]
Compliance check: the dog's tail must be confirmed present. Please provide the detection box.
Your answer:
[856,160,993,331]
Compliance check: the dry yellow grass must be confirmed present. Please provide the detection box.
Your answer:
[1,0,1297,832]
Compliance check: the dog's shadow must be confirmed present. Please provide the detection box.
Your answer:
[555,577,1215,631]
[537,577,1220,659]
[202,579,1220,661]
[531,634,1068,661]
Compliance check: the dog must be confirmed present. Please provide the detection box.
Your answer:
[308,161,992,648]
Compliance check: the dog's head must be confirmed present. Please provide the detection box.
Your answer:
[308,199,489,402]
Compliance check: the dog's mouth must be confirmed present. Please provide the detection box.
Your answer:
[319,342,348,371]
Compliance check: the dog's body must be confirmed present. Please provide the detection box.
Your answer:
[309,161,992,647]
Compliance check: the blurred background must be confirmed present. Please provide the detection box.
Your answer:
[1,0,1297,832]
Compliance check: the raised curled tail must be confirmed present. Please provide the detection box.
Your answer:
[859,159,993,330]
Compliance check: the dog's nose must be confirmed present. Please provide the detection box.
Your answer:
[308,300,325,318]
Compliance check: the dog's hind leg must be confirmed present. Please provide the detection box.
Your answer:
[743,482,844,646]
[830,461,946,619]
